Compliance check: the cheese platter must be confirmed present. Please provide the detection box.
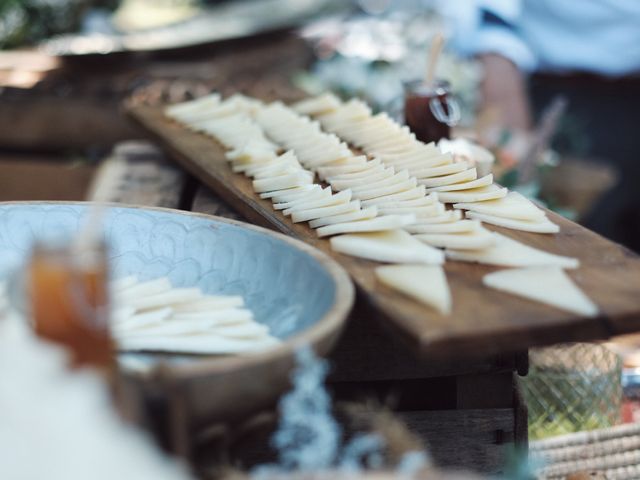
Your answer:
[128,94,640,358]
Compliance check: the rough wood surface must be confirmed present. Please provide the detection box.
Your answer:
[129,105,640,359]
[400,409,515,473]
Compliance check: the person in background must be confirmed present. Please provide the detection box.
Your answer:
[442,0,640,252]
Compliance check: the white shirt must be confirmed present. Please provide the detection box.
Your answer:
[441,0,640,77]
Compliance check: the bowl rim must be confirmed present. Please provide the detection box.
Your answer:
[0,200,355,382]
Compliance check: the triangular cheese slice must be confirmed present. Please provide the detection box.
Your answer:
[406,219,480,234]
[453,191,545,221]
[446,233,579,268]
[483,267,598,317]
[414,227,496,250]
[424,174,493,192]
[309,207,378,228]
[437,185,508,203]
[361,186,426,207]
[407,210,463,224]
[376,265,451,314]
[317,214,415,237]
[330,230,444,264]
[465,211,559,233]
[412,161,470,179]
[419,168,477,188]
[292,200,360,223]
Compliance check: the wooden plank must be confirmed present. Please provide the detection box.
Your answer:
[128,105,640,359]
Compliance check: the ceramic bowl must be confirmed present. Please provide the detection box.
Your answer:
[0,202,354,434]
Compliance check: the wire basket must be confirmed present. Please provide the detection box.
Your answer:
[520,343,623,440]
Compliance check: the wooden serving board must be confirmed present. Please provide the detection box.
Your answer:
[129,105,640,358]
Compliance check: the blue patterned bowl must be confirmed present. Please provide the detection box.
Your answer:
[0,202,354,428]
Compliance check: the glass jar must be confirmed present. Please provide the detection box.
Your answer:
[520,343,622,440]
[28,239,113,372]
[403,80,460,144]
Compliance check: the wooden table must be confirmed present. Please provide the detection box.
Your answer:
[84,136,632,474]
[87,115,640,470]
[30,30,639,474]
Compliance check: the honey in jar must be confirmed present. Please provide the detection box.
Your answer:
[28,241,113,371]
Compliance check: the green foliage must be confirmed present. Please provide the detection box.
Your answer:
[0,0,116,49]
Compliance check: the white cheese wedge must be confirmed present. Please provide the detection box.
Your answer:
[114,307,173,330]
[376,265,451,314]
[368,142,418,156]
[228,147,279,168]
[292,200,360,223]
[377,143,440,160]
[419,168,478,188]
[127,288,203,311]
[302,148,353,167]
[329,167,392,189]
[282,189,351,214]
[117,277,172,302]
[238,155,299,176]
[252,172,314,193]
[411,161,470,179]
[446,233,579,269]
[483,267,598,317]
[327,164,389,181]
[453,191,546,221]
[260,184,319,202]
[376,193,438,208]
[415,228,496,250]
[118,310,256,337]
[252,164,305,180]
[437,185,508,203]
[317,158,378,179]
[308,206,378,228]
[378,203,444,218]
[350,170,410,193]
[360,185,427,207]
[406,220,481,234]
[384,152,452,169]
[292,93,342,115]
[172,296,246,312]
[424,174,493,193]
[330,229,444,264]
[465,211,560,233]
[409,210,463,224]
[318,214,416,238]
[273,187,332,210]
[352,178,418,201]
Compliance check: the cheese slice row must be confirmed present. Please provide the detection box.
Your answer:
[446,232,579,269]
[330,229,444,264]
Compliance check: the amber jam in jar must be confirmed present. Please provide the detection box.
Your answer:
[28,241,113,371]
[403,80,460,144]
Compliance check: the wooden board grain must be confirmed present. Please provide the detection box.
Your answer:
[129,105,640,358]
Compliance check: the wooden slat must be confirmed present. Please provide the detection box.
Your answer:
[128,105,640,359]
[400,409,515,473]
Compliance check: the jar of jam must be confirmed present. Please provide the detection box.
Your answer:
[403,80,460,144]
[28,239,113,372]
